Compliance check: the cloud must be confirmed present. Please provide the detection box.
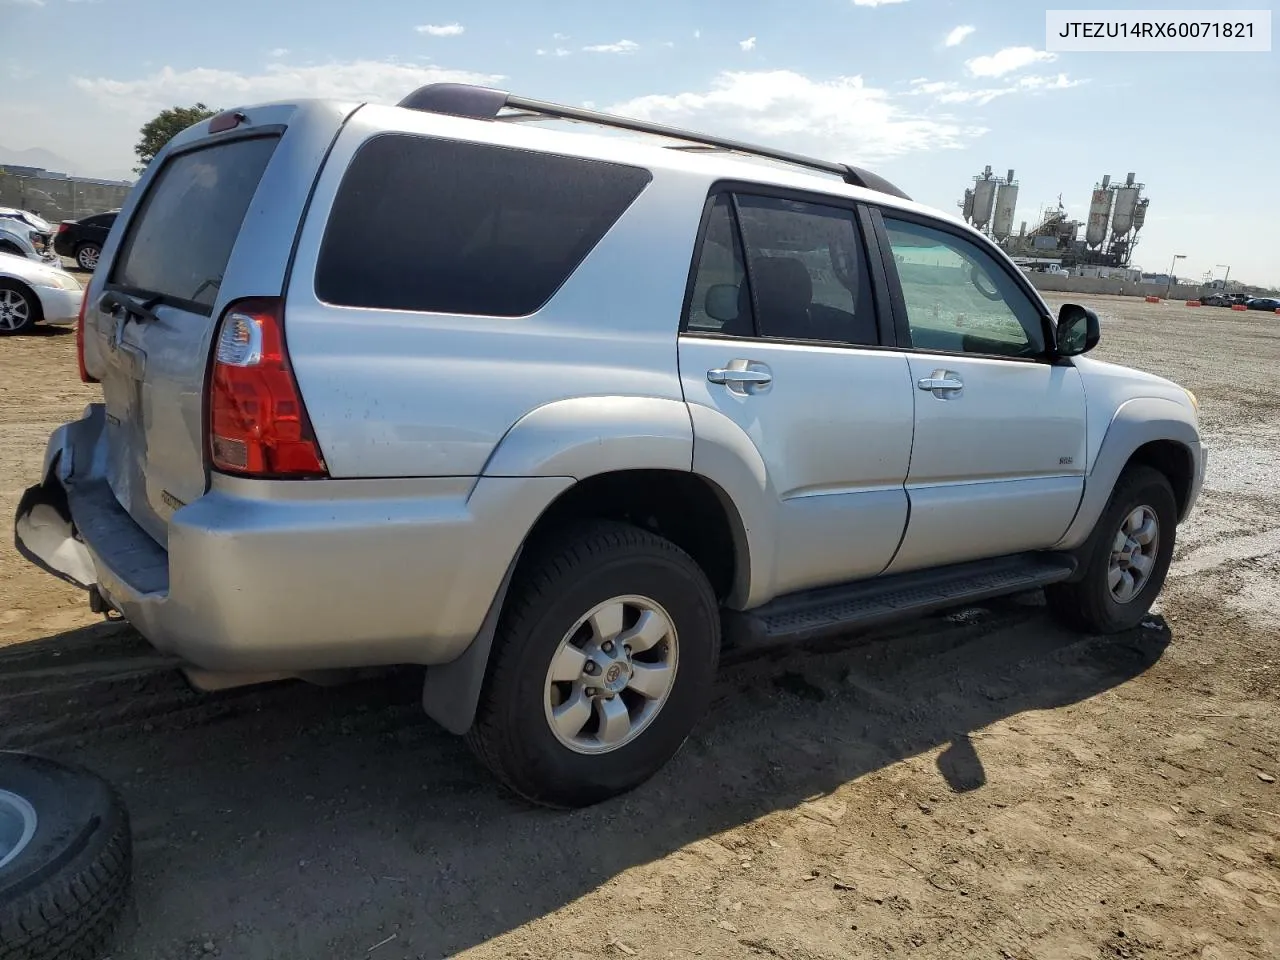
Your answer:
[694,30,701,39]
[553,32,569,40]
[910,72,1082,106]
[852,0,908,6]
[536,48,572,57]
[944,25,975,47]
[74,60,504,118]
[4,0,45,6]
[609,70,981,163]
[268,48,289,58]
[583,39,639,54]
[965,46,1056,77]
[739,37,756,52]
[415,23,464,37]
[663,41,676,48]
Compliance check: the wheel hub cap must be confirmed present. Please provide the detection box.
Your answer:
[1107,505,1160,604]
[544,595,679,755]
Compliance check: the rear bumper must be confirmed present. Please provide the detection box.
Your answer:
[14,405,571,672]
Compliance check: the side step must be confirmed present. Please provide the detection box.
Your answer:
[723,552,1076,650]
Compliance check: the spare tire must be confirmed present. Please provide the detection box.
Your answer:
[0,752,132,960]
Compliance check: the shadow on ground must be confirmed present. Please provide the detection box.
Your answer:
[0,595,1170,959]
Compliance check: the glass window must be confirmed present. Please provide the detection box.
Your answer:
[315,134,652,317]
[685,195,753,336]
[111,136,280,314]
[735,195,878,345]
[882,217,1046,358]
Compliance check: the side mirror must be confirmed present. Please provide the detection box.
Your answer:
[704,284,740,323]
[1056,303,1100,356]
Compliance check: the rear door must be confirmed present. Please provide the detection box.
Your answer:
[86,103,353,544]
[678,187,915,599]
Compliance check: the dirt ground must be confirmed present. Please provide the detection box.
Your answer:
[0,291,1277,960]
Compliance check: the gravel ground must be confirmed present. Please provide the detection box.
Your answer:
[0,292,1276,960]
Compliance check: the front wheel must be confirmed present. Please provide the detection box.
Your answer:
[466,521,721,808]
[1047,465,1177,634]
[0,280,39,335]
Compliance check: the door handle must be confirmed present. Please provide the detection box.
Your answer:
[917,369,963,398]
[708,368,772,387]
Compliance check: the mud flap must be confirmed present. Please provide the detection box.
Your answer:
[13,478,97,591]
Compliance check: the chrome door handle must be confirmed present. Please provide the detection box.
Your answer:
[708,369,773,386]
[917,376,963,391]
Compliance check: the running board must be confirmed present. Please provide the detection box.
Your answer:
[724,553,1076,650]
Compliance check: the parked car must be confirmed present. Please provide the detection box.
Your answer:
[53,211,118,271]
[14,84,1206,807]
[1199,293,1232,307]
[1245,296,1280,311]
[0,250,83,334]
[0,207,57,264]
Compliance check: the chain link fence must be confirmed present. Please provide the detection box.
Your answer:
[0,171,132,223]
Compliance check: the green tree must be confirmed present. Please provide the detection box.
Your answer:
[133,104,219,173]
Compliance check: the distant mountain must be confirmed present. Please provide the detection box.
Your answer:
[0,144,132,183]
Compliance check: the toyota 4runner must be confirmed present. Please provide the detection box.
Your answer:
[14,84,1206,807]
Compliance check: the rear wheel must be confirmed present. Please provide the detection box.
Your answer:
[0,280,40,335]
[75,244,101,271]
[1047,465,1177,634]
[466,521,720,808]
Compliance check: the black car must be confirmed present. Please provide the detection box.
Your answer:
[52,211,117,271]
[1246,296,1280,311]
[1199,293,1232,306]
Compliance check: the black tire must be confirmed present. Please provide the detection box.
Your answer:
[0,280,41,335]
[1047,465,1177,634]
[0,752,132,960]
[74,245,101,272]
[466,521,721,808]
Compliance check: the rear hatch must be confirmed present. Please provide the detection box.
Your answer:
[83,101,356,545]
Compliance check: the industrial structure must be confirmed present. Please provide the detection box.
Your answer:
[958,166,1151,271]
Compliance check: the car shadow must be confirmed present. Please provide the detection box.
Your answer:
[0,596,1171,959]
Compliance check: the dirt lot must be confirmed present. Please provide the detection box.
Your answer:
[0,293,1277,960]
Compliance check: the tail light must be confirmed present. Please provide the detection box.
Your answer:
[207,298,328,478]
[75,291,97,384]
[57,222,71,235]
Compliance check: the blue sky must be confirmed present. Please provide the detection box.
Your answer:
[2,0,1277,285]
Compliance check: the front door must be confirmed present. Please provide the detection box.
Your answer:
[678,190,915,601]
[875,212,1087,574]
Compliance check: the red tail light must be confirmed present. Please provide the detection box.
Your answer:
[207,298,328,478]
[75,291,97,384]
[57,222,71,234]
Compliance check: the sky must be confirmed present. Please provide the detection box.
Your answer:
[2,0,1277,286]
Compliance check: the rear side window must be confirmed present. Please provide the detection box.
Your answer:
[315,134,652,317]
[111,135,279,314]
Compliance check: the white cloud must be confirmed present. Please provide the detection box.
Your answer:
[852,0,908,6]
[268,47,289,58]
[536,48,572,58]
[739,37,757,52]
[415,23,464,37]
[965,46,1056,77]
[694,30,701,39]
[910,72,1082,106]
[663,41,675,48]
[944,25,975,47]
[609,70,981,163]
[4,0,45,6]
[74,60,504,119]
[583,39,639,54]
[553,32,569,40]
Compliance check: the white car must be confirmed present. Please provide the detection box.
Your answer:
[0,207,58,264]
[0,251,83,334]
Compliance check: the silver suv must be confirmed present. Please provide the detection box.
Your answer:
[15,84,1205,807]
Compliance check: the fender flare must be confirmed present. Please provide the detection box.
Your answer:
[1054,396,1200,551]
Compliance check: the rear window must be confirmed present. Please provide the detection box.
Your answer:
[315,134,652,317]
[111,135,279,314]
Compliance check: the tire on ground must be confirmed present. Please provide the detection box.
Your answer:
[0,280,40,335]
[1047,465,1177,634]
[0,751,133,960]
[466,520,721,808]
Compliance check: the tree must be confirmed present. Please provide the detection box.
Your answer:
[133,104,219,173]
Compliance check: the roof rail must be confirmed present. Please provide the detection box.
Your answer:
[397,83,912,202]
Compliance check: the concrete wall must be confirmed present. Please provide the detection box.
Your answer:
[1026,273,1204,301]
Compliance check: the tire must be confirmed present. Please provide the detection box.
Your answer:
[466,521,721,808]
[0,752,132,960]
[0,280,41,335]
[74,245,101,272]
[1047,465,1177,634]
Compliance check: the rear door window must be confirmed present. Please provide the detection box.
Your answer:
[315,134,652,317]
[111,135,280,314]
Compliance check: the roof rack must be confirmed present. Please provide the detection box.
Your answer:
[397,83,911,202]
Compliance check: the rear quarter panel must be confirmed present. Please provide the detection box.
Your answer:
[283,106,713,479]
